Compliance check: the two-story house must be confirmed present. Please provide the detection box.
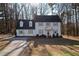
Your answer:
[16,15,62,37]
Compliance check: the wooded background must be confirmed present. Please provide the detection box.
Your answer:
[0,3,79,36]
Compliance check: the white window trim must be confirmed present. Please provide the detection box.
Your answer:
[29,21,32,27]
[20,21,23,27]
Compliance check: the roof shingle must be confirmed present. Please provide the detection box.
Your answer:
[34,15,61,22]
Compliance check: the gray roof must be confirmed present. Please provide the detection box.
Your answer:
[34,15,61,22]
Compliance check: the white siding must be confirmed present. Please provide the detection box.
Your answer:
[16,29,35,36]
[58,23,61,36]
[35,22,61,36]
[52,22,61,36]
[16,22,61,37]
[35,22,53,36]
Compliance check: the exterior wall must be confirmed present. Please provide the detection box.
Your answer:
[35,22,47,36]
[35,22,61,36]
[16,29,35,36]
[58,23,61,36]
[16,22,61,37]
[52,22,61,36]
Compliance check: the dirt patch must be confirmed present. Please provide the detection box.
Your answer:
[19,38,79,56]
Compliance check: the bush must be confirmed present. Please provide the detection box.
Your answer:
[36,34,39,37]
[40,34,46,38]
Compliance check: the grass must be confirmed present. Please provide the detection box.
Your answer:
[47,51,53,56]
[61,48,79,56]
[72,45,79,48]
[63,50,74,56]
[0,42,9,50]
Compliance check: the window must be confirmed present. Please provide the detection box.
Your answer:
[39,22,43,26]
[39,29,43,34]
[46,22,50,26]
[28,30,33,34]
[19,30,24,34]
[53,22,58,26]
[20,21,23,27]
[29,21,32,27]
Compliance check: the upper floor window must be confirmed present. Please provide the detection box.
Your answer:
[39,22,43,26]
[46,22,50,26]
[53,22,58,26]
[29,21,32,27]
[20,21,23,27]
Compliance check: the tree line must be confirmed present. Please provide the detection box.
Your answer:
[0,3,79,36]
